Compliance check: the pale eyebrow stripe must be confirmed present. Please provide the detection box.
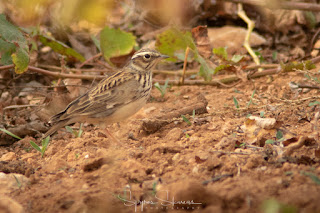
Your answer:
[131,51,156,59]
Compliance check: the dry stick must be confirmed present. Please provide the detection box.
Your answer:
[180,47,190,84]
[283,136,307,157]
[308,28,320,53]
[38,64,110,73]
[237,3,260,66]
[28,66,104,80]
[0,64,14,71]
[155,70,198,75]
[223,0,320,12]
[3,104,39,110]
[78,53,102,68]
[245,64,278,70]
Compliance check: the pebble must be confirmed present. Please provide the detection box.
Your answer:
[0,152,16,161]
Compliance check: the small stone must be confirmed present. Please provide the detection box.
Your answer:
[172,153,180,161]
[192,165,199,173]
[1,91,9,100]
[82,183,89,189]
[0,152,16,161]
[20,153,37,160]
[144,106,156,114]
[0,195,24,213]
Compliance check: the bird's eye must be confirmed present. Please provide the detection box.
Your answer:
[144,54,151,59]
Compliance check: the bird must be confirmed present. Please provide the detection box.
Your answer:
[42,48,169,140]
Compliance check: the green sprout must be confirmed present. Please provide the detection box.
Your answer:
[246,89,256,108]
[154,79,170,97]
[65,123,83,138]
[233,96,240,109]
[29,136,50,158]
[181,115,192,125]
[0,128,50,157]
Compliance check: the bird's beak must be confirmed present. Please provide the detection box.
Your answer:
[160,54,170,59]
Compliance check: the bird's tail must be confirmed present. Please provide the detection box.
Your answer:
[41,119,70,140]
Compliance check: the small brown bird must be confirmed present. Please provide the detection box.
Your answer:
[42,49,168,139]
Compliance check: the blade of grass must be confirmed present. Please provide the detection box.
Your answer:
[181,115,192,125]
[246,89,256,108]
[0,128,22,140]
[77,123,83,138]
[233,96,240,109]
[29,141,42,152]
[41,136,50,157]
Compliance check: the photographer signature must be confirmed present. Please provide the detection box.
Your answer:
[117,190,202,212]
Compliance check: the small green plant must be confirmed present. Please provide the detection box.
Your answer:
[192,109,196,119]
[65,123,83,138]
[154,79,170,97]
[261,198,297,213]
[265,139,275,145]
[309,100,320,106]
[0,128,50,157]
[0,128,22,140]
[246,89,256,108]
[254,50,265,63]
[301,171,320,185]
[235,142,246,148]
[13,174,22,189]
[181,115,192,125]
[29,136,50,158]
[233,96,240,109]
[152,182,157,196]
[260,111,265,118]
[272,51,278,61]
[276,130,283,140]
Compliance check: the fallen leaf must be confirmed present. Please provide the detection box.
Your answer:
[247,116,276,130]
[191,25,212,58]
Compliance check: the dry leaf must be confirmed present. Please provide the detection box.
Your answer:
[191,25,212,58]
[247,116,276,129]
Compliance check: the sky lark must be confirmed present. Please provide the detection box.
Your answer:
[42,49,169,139]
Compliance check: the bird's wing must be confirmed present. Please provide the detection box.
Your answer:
[50,71,141,122]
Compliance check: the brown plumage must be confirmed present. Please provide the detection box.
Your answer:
[42,49,168,139]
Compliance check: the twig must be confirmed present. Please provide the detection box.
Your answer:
[38,64,111,73]
[308,28,320,54]
[78,53,102,68]
[181,47,190,84]
[28,66,104,80]
[0,64,14,71]
[223,0,320,12]
[154,70,198,75]
[210,150,252,155]
[3,104,40,110]
[8,84,89,89]
[237,3,260,66]
[283,136,306,156]
[245,64,278,70]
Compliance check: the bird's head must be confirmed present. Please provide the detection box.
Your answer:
[129,49,169,72]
